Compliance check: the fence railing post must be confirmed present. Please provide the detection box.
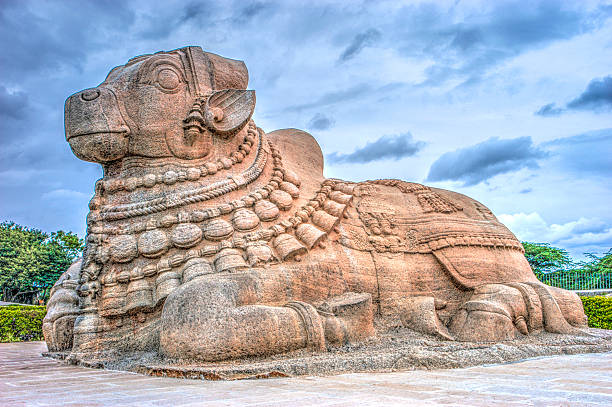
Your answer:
[535,270,611,291]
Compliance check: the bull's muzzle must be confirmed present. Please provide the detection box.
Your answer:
[65,87,130,163]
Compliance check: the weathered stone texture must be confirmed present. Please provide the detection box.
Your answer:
[5,342,612,406]
[44,46,589,369]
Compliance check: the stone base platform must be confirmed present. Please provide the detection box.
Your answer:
[3,341,612,406]
[44,327,612,381]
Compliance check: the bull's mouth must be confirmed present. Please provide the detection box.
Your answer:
[67,129,130,141]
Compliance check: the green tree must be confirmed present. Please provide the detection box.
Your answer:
[577,249,612,274]
[521,242,574,274]
[0,222,84,303]
[523,243,612,290]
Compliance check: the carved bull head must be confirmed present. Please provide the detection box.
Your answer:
[64,46,255,163]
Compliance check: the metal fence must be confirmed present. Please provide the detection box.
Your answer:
[535,271,612,291]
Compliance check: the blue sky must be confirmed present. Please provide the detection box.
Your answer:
[1,0,611,258]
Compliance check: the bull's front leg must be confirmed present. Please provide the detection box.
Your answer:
[159,270,374,362]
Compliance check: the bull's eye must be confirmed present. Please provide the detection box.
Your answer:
[157,69,180,90]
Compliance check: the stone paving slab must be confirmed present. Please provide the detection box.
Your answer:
[1,342,611,406]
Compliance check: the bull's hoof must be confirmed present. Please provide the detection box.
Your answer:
[42,315,78,352]
[317,292,375,345]
[399,296,455,341]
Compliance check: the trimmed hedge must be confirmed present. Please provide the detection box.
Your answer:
[581,296,612,330]
[0,305,46,342]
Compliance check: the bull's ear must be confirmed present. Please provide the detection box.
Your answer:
[204,89,255,136]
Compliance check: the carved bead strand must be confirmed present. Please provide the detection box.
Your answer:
[100,121,259,194]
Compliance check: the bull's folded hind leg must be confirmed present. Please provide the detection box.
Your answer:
[448,282,589,342]
[448,284,530,342]
[523,282,588,333]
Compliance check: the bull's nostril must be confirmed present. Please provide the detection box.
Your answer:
[81,89,100,101]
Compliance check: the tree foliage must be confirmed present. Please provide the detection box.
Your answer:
[523,242,612,291]
[576,249,612,274]
[522,242,612,275]
[0,222,84,303]
[521,242,574,274]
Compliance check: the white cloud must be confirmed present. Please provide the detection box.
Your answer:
[41,189,89,200]
[0,0,610,248]
[499,212,612,257]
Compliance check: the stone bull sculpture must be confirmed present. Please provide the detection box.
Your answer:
[44,46,587,363]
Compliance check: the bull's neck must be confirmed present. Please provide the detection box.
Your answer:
[103,122,259,186]
[86,121,274,229]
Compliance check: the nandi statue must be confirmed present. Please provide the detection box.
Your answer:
[44,46,587,366]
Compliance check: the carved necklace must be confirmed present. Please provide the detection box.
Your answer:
[90,123,269,222]
[101,121,258,193]
[90,178,356,290]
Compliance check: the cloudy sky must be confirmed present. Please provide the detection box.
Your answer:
[1,0,611,258]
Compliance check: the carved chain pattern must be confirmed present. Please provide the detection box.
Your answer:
[101,121,258,193]
[92,126,268,222]
[96,179,353,286]
[87,145,288,238]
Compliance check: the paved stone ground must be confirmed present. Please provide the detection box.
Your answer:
[1,342,611,406]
